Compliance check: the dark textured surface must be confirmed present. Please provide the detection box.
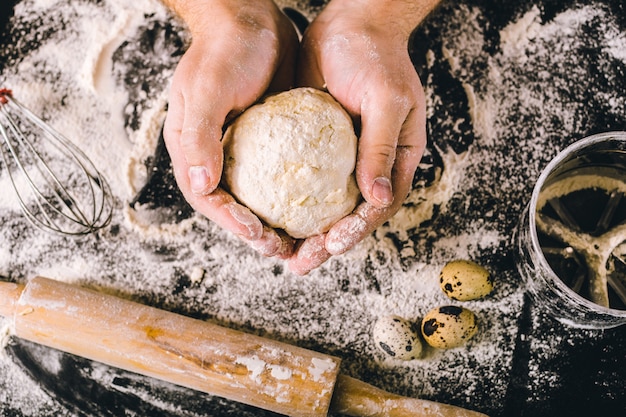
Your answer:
[1,0,625,416]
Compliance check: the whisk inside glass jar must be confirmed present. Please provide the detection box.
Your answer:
[0,88,112,235]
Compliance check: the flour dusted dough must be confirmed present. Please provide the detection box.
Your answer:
[223,88,360,239]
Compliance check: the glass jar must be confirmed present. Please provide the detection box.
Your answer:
[516,131,626,329]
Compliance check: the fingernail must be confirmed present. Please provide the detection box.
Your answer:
[189,166,211,195]
[372,176,393,207]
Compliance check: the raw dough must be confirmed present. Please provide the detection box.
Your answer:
[222,88,361,239]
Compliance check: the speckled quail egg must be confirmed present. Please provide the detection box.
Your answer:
[373,315,422,360]
[439,259,493,301]
[421,306,478,349]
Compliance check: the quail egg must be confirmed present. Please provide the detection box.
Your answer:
[440,259,493,301]
[421,306,478,349]
[373,315,422,360]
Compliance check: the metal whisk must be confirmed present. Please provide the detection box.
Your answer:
[0,88,112,235]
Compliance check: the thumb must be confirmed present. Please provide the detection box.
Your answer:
[164,90,226,196]
[180,115,224,196]
[356,98,405,208]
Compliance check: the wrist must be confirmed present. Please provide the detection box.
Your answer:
[324,0,440,40]
[162,0,281,38]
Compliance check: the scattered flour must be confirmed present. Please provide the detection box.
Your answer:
[0,0,624,416]
[0,319,12,352]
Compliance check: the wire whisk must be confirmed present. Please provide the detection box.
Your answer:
[0,88,113,235]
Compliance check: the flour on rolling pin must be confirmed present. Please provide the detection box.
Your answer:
[2,277,341,417]
[0,278,489,417]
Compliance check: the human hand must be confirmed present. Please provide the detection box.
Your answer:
[162,0,298,257]
[289,0,439,274]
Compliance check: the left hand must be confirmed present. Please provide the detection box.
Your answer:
[162,0,299,258]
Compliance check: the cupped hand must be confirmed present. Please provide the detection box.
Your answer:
[289,0,432,274]
[163,0,298,257]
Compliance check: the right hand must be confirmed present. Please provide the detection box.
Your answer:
[162,0,298,257]
[288,0,430,274]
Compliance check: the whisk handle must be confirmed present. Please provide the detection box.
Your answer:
[0,88,12,104]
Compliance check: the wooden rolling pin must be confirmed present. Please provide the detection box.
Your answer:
[0,277,488,417]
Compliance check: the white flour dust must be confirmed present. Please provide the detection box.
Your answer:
[0,1,625,416]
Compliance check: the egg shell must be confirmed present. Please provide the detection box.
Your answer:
[439,259,493,301]
[421,306,478,349]
[373,315,422,360]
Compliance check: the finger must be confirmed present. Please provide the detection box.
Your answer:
[164,108,258,242]
[207,193,295,258]
[356,93,410,209]
[166,109,266,243]
[326,144,421,255]
[168,141,291,253]
[325,204,382,255]
[197,189,265,240]
[179,104,226,196]
[163,77,229,198]
[243,226,295,258]
[287,235,332,275]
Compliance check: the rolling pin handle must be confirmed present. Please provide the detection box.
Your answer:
[0,281,25,318]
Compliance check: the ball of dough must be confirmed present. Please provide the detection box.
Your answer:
[373,315,422,360]
[222,88,360,239]
[421,306,478,349]
[439,259,493,301]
